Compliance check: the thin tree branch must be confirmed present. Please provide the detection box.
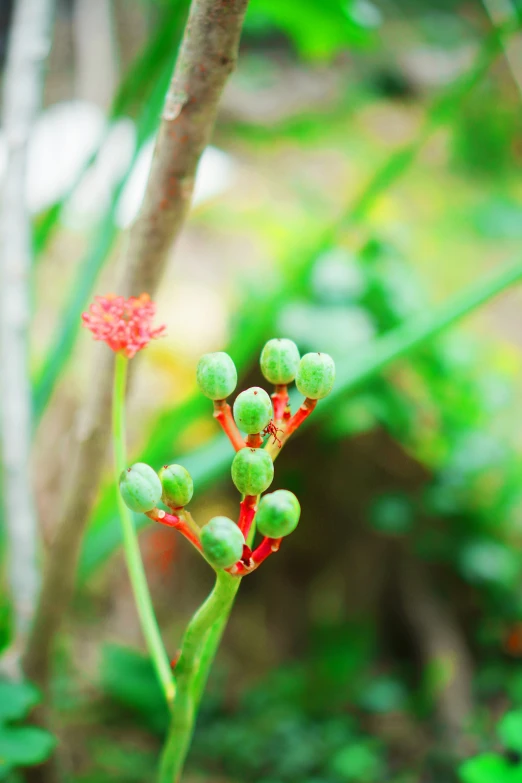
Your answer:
[0,0,55,677]
[23,0,250,702]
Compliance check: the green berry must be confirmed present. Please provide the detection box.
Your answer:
[295,352,335,400]
[231,448,274,496]
[159,464,193,508]
[256,490,301,538]
[260,338,300,385]
[119,463,162,513]
[201,516,245,568]
[197,352,237,400]
[233,387,273,434]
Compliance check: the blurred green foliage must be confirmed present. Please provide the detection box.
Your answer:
[1,0,522,779]
[0,682,55,779]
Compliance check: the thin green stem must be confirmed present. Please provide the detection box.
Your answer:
[158,570,241,783]
[112,352,175,705]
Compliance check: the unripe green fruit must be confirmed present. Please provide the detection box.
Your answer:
[233,387,273,434]
[159,464,193,507]
[196,352,237,400]
[295,352,335,400]
[119,463,162,513]
[231,448,274,496]
[201,516,245,568]
[256,490,301,538]
[260,338,300,385]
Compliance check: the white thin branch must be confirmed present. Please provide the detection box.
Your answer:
[0,0,55,674]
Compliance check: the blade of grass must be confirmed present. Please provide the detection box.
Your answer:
[33,56,177,419]
[33,1,189,256]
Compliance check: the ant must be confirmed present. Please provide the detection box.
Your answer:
[262,419,284,448]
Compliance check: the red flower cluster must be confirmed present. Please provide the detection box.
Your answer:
[82,293,165,358]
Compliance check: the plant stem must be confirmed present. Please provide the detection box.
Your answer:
[112,352,175,705]
[158,570,241,782]
[213,400,246,451]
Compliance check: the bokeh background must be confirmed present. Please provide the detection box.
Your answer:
[3,0,522,781]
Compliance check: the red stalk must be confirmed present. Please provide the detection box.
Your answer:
[230,536,282,575]
[272,385,289,422]
[237,495,257,538]
[252,536,282,567]
[246,433,263,448]
[146,508,202,552]
[213,399,245,451]
[283,397,317,440]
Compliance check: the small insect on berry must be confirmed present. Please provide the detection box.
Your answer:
[262,419,284,447]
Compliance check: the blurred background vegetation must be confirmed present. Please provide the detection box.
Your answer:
[3,0,522,780]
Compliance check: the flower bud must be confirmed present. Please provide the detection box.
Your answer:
[256,490,301,538]
[233,387,273,434]
[119,463,162,513]
[201,516,245,568]
[260,338,300,385]
[295,352,335,400]
[231,448,274,496]
[196,352,237,400]
[159,464,193,508]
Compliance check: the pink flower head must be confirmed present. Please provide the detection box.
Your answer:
[82,293,165,358]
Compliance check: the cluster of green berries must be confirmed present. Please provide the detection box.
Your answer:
[120,462,193,512]
[196,340,335,403]
[119,339,335,572]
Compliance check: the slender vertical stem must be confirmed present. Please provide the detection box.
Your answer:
[271,385,289,422]
[158,570,241,782]
[112,353,175,705]
[237,495,257,537]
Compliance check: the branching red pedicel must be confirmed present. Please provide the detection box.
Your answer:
[271,385,290,422]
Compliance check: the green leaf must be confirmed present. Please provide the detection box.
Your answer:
[359,677,407,714]
[459,754,522,783]
[0,682,40,723]
[100,644,169,734]
[498,710,522,753]
[459,539,520,590]
[368,494,413,535]
[246,0,378,61]
[0,726,55,766]
[328,742,384,782]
